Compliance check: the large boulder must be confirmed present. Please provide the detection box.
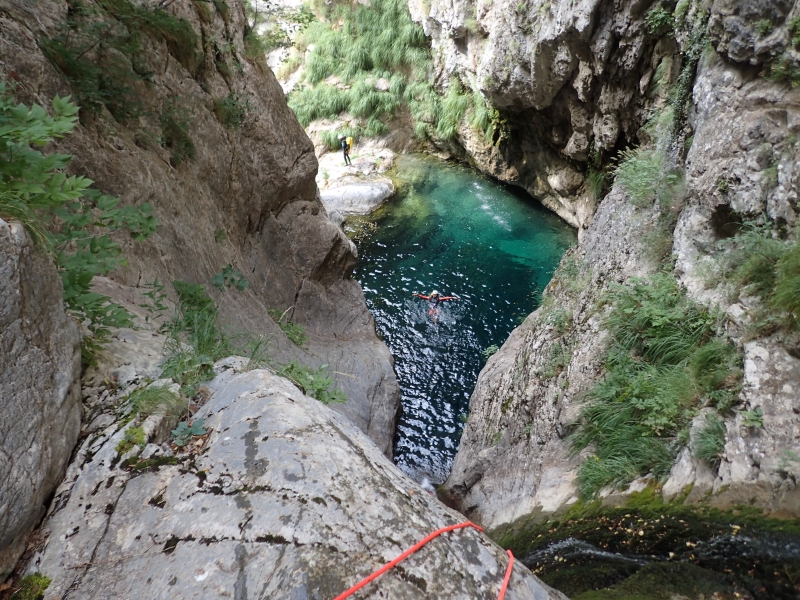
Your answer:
[0,218,82,580]
[28,363,566,599]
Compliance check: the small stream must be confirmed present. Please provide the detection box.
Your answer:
[349,155,576,483]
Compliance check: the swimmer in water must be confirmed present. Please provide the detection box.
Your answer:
[412,290,459,321]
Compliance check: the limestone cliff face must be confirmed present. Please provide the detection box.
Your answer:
[0,219,82,580]
[27,355,567,600]
[0,0,399,454]
[444,1,800,529]
[409,0,681,230]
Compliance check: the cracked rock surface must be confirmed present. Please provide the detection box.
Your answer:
[28,364,566,600]
[0,219,82,580]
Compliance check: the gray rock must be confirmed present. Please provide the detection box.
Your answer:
[320,181,395,215]
[29,367,566,600]
[444,25,800,528]
[0,219,82,580]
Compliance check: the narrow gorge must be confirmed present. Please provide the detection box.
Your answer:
[1,0,799,598]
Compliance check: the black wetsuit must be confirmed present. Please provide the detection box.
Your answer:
[341,138,351,165]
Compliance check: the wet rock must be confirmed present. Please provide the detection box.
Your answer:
[0,219,82,580]
[28,366,567,600]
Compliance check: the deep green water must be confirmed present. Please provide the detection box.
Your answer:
[350,155,576,483]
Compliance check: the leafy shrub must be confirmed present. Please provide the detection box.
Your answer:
[0,87,157,365]
[538,342,571,379]
[482,344,499,360]
[613,148,680,208]
[790,16,800,48]
[741,407,764,428]
[140,277,169,324]
[765,53,800,87]
[571,274,742,498]
[694,413,726,466]
[211,264,249,290]
[278,361,346,404]
[171,418,207,446]
[755,19,773,36]
[645,5,674,35]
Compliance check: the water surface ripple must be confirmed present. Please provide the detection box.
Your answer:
[350,155,576,482]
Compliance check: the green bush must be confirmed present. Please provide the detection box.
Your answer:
[755,18,773,36]
[571,274,742,498]
[772,240,800,328]
[645,5,674,35]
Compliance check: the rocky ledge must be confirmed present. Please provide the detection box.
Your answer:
[26,360,565,600]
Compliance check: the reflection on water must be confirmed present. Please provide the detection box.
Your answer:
[350,155,576,483]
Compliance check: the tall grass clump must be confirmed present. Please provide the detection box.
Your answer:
[571,274,742,498]
[161,281,234,395]
[717,221,800,331]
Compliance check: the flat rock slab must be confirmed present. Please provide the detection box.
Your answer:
[30,366,565,600]
[320,180,395,215]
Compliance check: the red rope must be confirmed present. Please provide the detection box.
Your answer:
[498,549,515,600]
[332,521,515,600]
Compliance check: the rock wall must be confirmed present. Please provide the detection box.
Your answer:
[27,358,567,600]
[0,0,400,455]
[443,1,800,529]
[409,0,681,231]
[0,219,82,580]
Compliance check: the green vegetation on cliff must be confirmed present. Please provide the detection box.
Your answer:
[286,0,500,145]
[0,86,157,366]
[571,274,741,498]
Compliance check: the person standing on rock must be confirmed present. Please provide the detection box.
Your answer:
[340,134,351,165]
[413,290,459,321]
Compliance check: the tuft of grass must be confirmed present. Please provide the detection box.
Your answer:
[278,361,346,404]
[482,344,499,360]
[539,342,572,379]
[125,385,186,420]
[613,147,680,208]
[9,573,51,600]
[694,413,726,466]
[160,281,234,396]
[772,235,800,328]
[571,274,742,498]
